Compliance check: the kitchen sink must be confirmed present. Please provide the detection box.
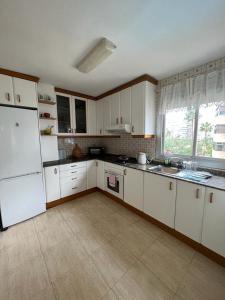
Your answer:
[147,165,180,175]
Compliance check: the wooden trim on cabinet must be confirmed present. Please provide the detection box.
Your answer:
[38,100,56,105]
[46,187,98,209]
[98,188,225,268]
[57,134,121,138]
[0,67,39,82]
[95,74,158,100]
[55,87,96,100]
[132,134,156,139]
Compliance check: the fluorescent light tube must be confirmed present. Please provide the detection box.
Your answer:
[76,38,116,73]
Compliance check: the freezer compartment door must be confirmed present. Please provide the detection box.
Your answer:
[0,173,46,228]
[0,106,42,180]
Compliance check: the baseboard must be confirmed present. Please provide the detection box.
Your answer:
[98,188,225,268]
[46,187,98,209]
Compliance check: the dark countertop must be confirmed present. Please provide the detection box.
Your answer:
[43,155,225,191]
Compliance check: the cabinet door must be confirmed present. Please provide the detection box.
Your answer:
[56,94,72,133]
[103,96,111,134]
[175,181,205,242]
[96,99,104,135]
[120,88,131,124]
[72,98,87,133]
[87,160,97,189]
[44,166,60,203]
[96,160,105,190]
[13,78,37,108]
[202,188,225,257]
[87,100,97,135]
[124,168,143,210]
[110,93,120,126]
[131,82,145,135]
[0,74,14,105]
[144,173,176,228]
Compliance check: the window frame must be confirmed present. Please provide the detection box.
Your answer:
[159,105,225,169]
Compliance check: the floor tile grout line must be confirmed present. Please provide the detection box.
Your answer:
[33,217,59,300]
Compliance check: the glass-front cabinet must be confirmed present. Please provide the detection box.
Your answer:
[56,94,87,134]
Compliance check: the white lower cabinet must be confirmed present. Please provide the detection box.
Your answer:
[59,162,87,198]
[96,160,105,190]
[44,166,60,203]
[124,168,143,210]
[175,181,205,242]
[202,188,225,257]
[144,173,176,228]
[87,160,97,189]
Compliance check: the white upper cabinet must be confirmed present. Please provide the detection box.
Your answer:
[103,96,111,133]
[96,99,104,135]
[202,188,225,257]
[87,100,97,135]
[131,81,156,135]
[124,167,144,210]
[0,74,14,105]
[13,78,37,108]
[120,88,131,125]
[110,93,120,126]
[144,172,176,228]
[175,181,205,242]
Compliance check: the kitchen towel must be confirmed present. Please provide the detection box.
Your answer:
[109,175,116,188]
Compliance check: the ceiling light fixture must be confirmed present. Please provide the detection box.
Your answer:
[76,38,116,73]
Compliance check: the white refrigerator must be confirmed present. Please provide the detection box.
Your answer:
[0,105,46,229]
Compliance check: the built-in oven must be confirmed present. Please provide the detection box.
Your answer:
[104,166,124,200]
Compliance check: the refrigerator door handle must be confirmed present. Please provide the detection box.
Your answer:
[1,172,42,181]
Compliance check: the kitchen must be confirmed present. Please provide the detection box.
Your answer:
[0,1,225,299]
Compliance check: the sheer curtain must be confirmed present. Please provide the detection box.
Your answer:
[159,68,225,113]
[156,68,225,156]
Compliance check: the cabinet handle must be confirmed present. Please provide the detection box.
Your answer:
[72,187,78,190]
[17,95,21,103]
[96,161,98,167]
[209,192,213,203]
[54,168,57,174]
[71,171,77,174]
[124,169,127,175]
[169,182,173,190]
[6,93,10,102]
[132,126,134,133]
[71,165,77,167]
[116,118,119,124]
[196,188,200,199]
[120,116,123,124]
[72,177,77,180]
[100,129,102,134]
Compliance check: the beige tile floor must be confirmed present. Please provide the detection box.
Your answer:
[0,191,225,300]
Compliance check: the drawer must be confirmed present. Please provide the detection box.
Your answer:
[60,180,87,198]
[59,161,87,172]
[60,172,87,185]
[60,166,86,178]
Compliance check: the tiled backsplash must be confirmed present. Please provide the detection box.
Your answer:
[58,134,156,159]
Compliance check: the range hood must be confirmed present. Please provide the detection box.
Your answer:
[106,124,131,133]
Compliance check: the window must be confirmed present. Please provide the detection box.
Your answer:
[163,101,225,160]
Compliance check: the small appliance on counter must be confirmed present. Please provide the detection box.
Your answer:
[137,152,147,165]
[88,147,105,156]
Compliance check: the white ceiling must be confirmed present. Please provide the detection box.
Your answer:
[0,0,225,96]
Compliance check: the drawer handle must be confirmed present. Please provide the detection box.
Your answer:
[196,188,200,199]
[209,192,213,203]
[6,93,10,102]
[71,171,77,174]
[72,177,77,180]
[72,187,78,190]
[54,168,57,174]
[71,165,77,167]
